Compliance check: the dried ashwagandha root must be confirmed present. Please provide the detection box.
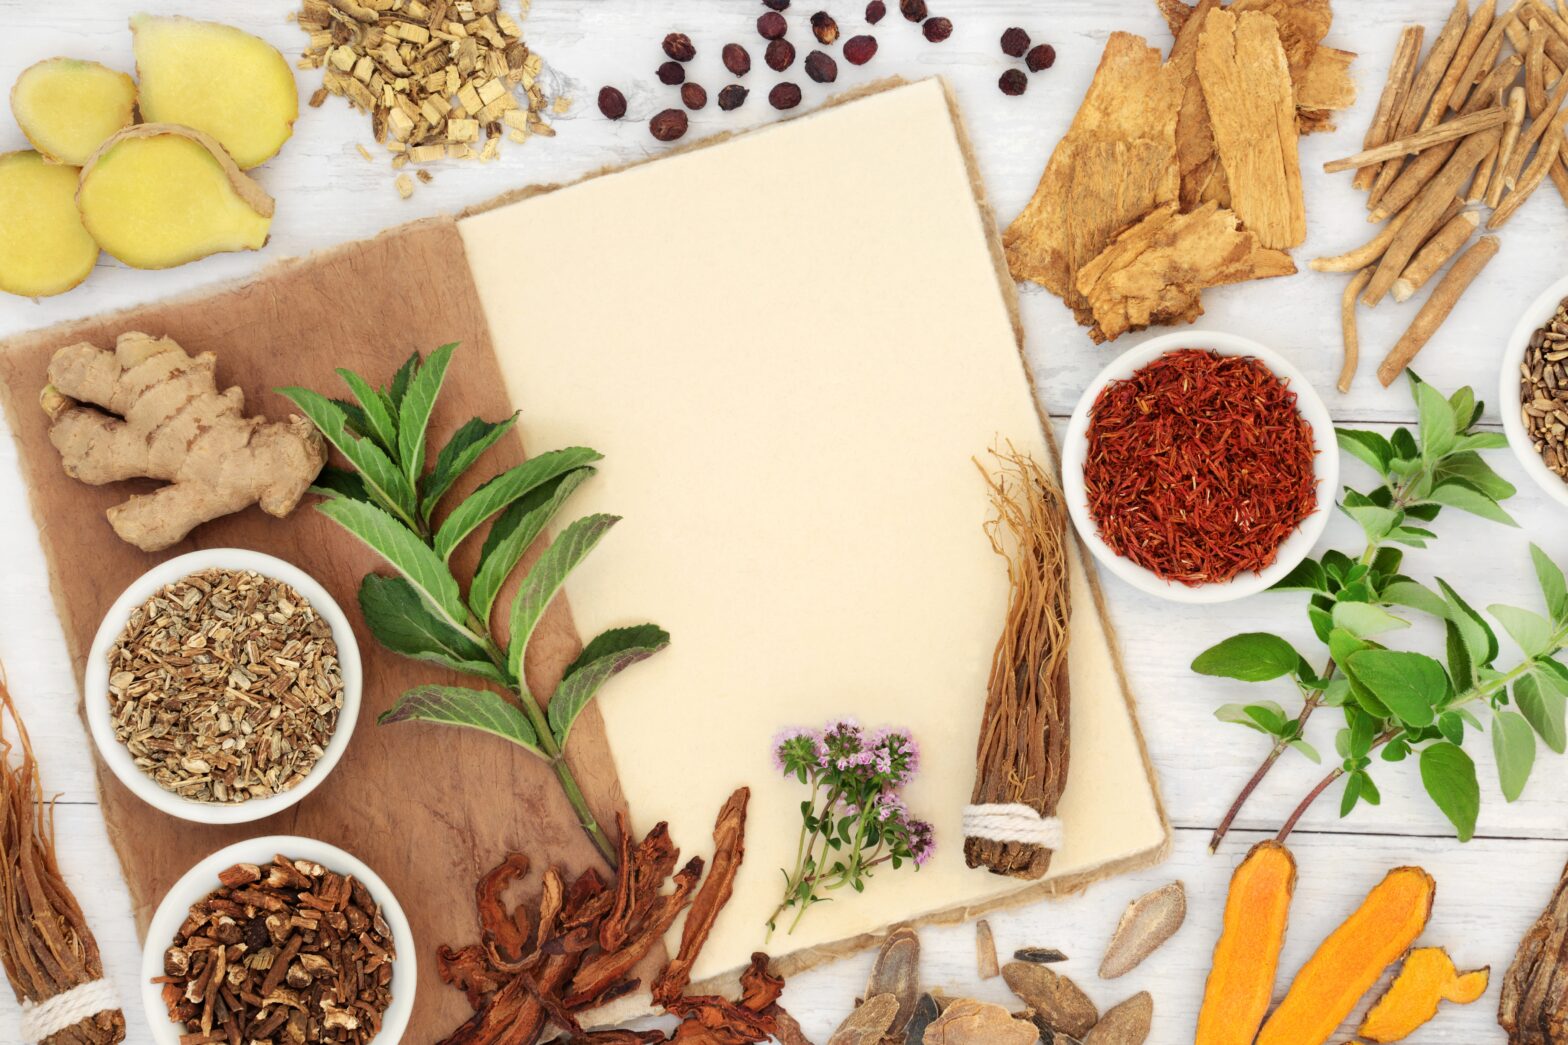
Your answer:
[1195,840,1296,1045]
[1357,946,1488,1042]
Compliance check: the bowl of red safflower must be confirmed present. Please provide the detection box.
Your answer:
[1062,331,1337,604]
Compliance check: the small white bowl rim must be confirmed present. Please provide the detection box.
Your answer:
[1062,330,1340,605]
[139,835,415,1045]
[1500,272,1568,510]
[83,548,362,824]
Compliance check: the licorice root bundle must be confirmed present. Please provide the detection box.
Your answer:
[964,449,1071,880]
[0,670,125,1045]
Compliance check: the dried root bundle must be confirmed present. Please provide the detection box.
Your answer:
[0,669,126,1045]
[965,449,1071,880]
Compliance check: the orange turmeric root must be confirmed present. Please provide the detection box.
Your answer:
[1195,841,1296,1045]
[1357,946,1488,1042]
[1255,866,1436,1045]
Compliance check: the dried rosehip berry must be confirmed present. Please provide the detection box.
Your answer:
[811,12,840,44]
[1000,26,1030,57]
[899,0,926,22]
[597,85,627,120]
[758,11,788,38]
[766,37,796,71]
[998,68,1027,96]
[663,32,696,62]
[922,16,952,42]
[769,81,803,109]
[681,83,708,109]
[718,84,749,110]
[658,60,686,85]
[1026,43,1056,72]
[843,34,878,64]
[723,43,752,76]
[650,108,689,141]
[763,0,790,8]
[804,49,838,83]
[866,0,886,23]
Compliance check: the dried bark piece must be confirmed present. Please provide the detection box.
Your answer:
[1296,46,1358,117]
[1074,202,1296,343]
[1014,947,1068,964]
[1255,866,1436,1045]
[1196,841,1297,1045]
[922,999,1037,1045]
[1083,993,1153,1045]
[1357,947,1488,1042]
[653,788,750,1006]
[826,994,898,1045]
[904,994,940,1045]
[1356,26,1424,190]
[1003,962,1098,1038]
[976,920,1000,980]
[866,927,921,1038]
[1392,209,1479,302]
[1003,32,1182,325]
[1169,0,1230,211]
[1500,856,1568,1041]
[1100,882,1187,979]
[1197,9,1306,249]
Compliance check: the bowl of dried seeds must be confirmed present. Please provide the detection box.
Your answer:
[1502,273,1568,510]
[141,836,412,1045]
[84,548,361,824]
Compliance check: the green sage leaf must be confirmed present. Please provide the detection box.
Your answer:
[420,414,521,523]
[547,624,670,744]
[506,514,619,680]
[1533,544,1568,623]
[1345,649,1447,728]
[396,341,457,485]
[336,368,399,453]
[469,468,594,624]
[1490,604,1555,658]
[1426,481,1518,526]
[378,684,542,757]
[1517,672,1568,754]
[316,496,467,627]
[1419,741,1480,841]
[433,447,602,561]
[1332,601,1410,639]
[1191,633,1305,682]
[1492,709,1536,802]
[358,575,505,685]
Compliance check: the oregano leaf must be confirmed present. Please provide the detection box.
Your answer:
[1270,557,1328,593]
[1490,604,1555,658]
[1191,633,1305,682]
[1492,709,1536,802]
[1425,481,1518,526]
[1380,579,1449,619]
[1532,544,1568,623]
[1332,601,1410,639]
[1336,429,1394,475]
[1419,741,1480,841]
[1517,672,1568,754]
[1416,380,1458,459]
[1345,649,1447,728]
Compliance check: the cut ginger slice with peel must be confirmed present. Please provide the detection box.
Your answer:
[131,13,298,169]
[11,58,137,166]
[1357,947,1489,1042]
[77,124,274,269]
[0,151,99,299]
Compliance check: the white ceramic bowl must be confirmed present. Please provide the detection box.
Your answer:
[1501,272,1568,509]
[140,835,414,1045]
[84,548,361,824]
[1062,330,1339,604]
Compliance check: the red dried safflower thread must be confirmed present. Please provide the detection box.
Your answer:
[1082,349,1318,586]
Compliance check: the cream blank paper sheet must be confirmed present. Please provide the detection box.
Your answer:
[459,78,1167,984]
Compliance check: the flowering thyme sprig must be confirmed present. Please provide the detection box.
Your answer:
[767,718,933,937]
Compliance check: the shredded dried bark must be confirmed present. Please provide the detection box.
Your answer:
[0,670,126,1045]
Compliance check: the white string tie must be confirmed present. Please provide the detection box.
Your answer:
[19,979,120,1043]
[962,803,1063,848]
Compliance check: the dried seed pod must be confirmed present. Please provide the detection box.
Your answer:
[663,32,696,62]
[766,37,797,70]
[827,993,899,1045]
[759,11,788,38]
[769,82,803,109]
[1027,43,1056,71]
[805,50,838,82]
[976,919,1000,980]
[900,0,927,22]
[1100,882,1187,979]
[681,83,708,110]
[867,927,921,1037]
[649,108,689,141]
[718,84,749,110]
[1083,992,1154,1045]
[658,60,686,85]
[925,999,1037,1045]
[999,68,1028,95]
[597,86,627,120]
[1014,946,1069,964]
[1001,26,1031,56]
[811,12,840,44]
[923,17,953,42]
[722,42,752,75]
[1003,962,1097,1038]
[866,0,886,23]
[843,34,878,64]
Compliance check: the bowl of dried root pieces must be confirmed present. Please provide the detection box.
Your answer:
[84,548,361,823]
[141,836,412,1045]
[1503,273,1568,510]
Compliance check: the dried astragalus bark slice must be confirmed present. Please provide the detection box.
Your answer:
[1196,9,1307,249]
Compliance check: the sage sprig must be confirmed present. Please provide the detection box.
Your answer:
[280,344,666,866]
[1195,374,1565,847]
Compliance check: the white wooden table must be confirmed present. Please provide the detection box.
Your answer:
[1,1,1563,1041]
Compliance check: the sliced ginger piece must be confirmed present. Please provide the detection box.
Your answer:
[1357,947,1488,1042]
[1196,840,1297,1045]
[0,151,98,298]
[77,124,274,270]
[1255,866,1436,1045]
[131,14,298,169]
[11,58,137,166]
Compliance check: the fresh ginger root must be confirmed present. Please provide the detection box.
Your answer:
[10,57,136,166]
[131,15,298,169]
[0,151,98,298]
[41,332,326,552]
[77,124,274,269]
[1357,947,1488,1042]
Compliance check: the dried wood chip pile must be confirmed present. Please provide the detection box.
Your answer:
[1005,0,1355,342]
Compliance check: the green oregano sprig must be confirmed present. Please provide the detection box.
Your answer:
[1194,374,1568,848]
[280,344,666,867]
